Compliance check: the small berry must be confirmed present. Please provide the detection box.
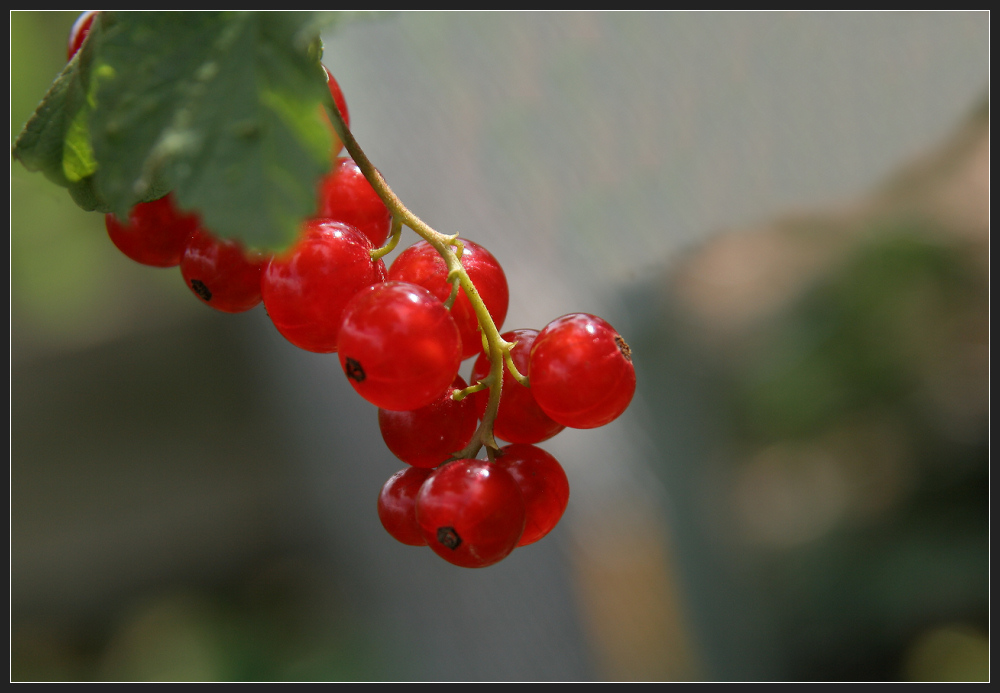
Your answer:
[529,313,635,429]
[389,239,509,360]
[261,219,386,353]
[415,458,525,568]
[495,444,569,546]
[378,375,478,468]
[321,64,350,158]
[105,194,200,268]
[378,467,432,546]
[67,10,98,61]
[338,281,462,411]
[317,158,392,248]
[180,229,269,313]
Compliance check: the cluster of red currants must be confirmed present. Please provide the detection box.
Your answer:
[80,14,636,568]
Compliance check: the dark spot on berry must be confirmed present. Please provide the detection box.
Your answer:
[437,526,462,549]
[615,334,632,362]
[344,357,366,382]
[190,279,212,301]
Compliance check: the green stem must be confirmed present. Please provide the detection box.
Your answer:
[327,99,514,460]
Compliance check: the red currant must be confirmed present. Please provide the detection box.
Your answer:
[529,313,636,429]
[261,219,386,353]
[415,458,525,568]
[495,444,569,546]
[378,375,478,468]
[377,467,432,547]
[338,281,462,411]
[180,229,269,313]
[321,64,350,158]
[67,10,98,61]
[389,239,509,360]
[317,158,392,249]
[470,328,565,444]
[105,194,201,268]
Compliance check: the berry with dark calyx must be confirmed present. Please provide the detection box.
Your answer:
[495,444,570,546]
[389,239,509,360]
[415,458,526,568]
[67,10,98,60]
[378,375,478,468]
[338,281,462,411]
[317,157,392,249]
[261,219,386,353]
[529,313,636,429]
[378,467,432,546]
[180,229,269,313]
[321,64,350,158]
[470,328,565,444]
[105,194,201,268]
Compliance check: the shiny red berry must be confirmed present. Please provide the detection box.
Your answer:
[338,281,462,411]
[378,375,478,468]
[415,458,525,568]
[317,158,392,248]
[67,10,98,60]
[377,467,432,547]
[529,313,636,429]
[261,219,386,353]
[321,64,350,158]
[495,444,570,546]
[470,328,565,444]
[180,229,269,313]
[105,194,200,268]
[389,239,509,360]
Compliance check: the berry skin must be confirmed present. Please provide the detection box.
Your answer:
[529,313,636,429]
[321,64,350,158]
[389,239,509,360]
[338,281,462,411]
[261,219,386,353]
[180,229,269,313]
[415,459,526,568]
[378,467,432,546]
[317,158,392,248]
[470,328,565,444]
[495,444,570,546]
[105,194,201,268]
[67,10,98,60]
[378,375,478,468]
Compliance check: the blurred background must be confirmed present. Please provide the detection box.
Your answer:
[10,11,989,681]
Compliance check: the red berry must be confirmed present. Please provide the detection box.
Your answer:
[261,219,386,353]
[529,313,636,429]
[378,467,432,546]
[415,459,525,568]
[470,328,565,444]
[180,229,269,313]
[338,281,462,411]
[317,158,392,248]
[495,444,569,546]
[105,194,200,268]
[389,239,509,360]
[67,10,98,60]
[378,375,478,468]
[321,64,350,158]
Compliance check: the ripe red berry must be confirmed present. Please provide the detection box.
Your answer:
[415,458,525,568]
[495,444,569,546]
[261,219,386,353]
[317,158,392,249]
[321,64,350,158]
[67,10,98,60]
[180,229,269,313]
[470,328,565,444]
[378,375,478,468]
[105,194,200,268]
[529,313,636,429]
[338,281,462,411]
[389,239,509,360]
[377,467,432,546]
